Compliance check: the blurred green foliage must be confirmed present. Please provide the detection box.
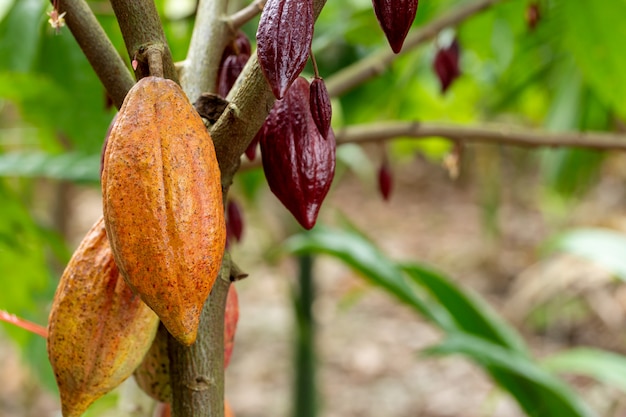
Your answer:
[1,0,626,415]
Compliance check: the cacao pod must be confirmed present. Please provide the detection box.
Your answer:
[47,217,159,417]
[257,0,314,98]
[526,3,540,30]
[218,31,251,97]
[309,77,332,140]
[378,157,393,201]
[372,0,419,53]
[226,199,244,245]
[101,76,226,346]
[260,77,336,229]
[134,285,240,402]
[433,39,461,93]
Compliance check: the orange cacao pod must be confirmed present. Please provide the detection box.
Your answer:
[101,76,226,345]
[47,217,159,417]
[134,285,239,402]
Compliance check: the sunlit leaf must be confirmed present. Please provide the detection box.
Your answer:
[542,348,626,393]
[547,228,626,281]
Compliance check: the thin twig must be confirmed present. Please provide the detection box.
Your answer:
[336,121,626,150]
[180,0,230,102]
[109,0,178,82]
[325,0,508,98]
[0,310,48,339]
[238,121,626,171]
[226,0,267,31]
[54,0,134,108]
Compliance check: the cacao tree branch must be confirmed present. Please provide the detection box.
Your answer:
[238,122,626,172]
[109,0,178,82]
[211,0,329,187]
[54,0,134,109]
[334,121,626,151]
[180,0,231,101]
[325,0,508,98]
[168,256,232,417]
[226,0,267,31]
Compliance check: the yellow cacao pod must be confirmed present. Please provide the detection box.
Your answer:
[101,76,226,345]
[47,217,159,417]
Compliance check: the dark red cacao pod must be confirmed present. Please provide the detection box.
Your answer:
[218,53,250,98]
[221,31,252,59]
[433,39,461,93]
[526,3,540,31]
[378,158,393,201]
[226,199,244,244]
[309,77,332,139]
[218,31,251,97]
[372,0,419,53]
[260,77,336,229]
[256,0,314,99]
[245,128,262,161]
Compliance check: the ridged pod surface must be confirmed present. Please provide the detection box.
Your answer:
[47,217,159,417]
[372,0,419,53]
[260,77,336,229]
[101,76,226,346]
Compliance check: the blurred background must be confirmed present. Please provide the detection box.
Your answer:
[2,0,626,416]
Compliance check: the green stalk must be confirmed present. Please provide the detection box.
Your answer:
[293,254,317,417]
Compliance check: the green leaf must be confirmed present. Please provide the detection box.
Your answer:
[0,0,46,71]
[542,348,626,393]
[564,0,626,119]
[284,226,455,331]
[547,228,626,281]
[0,152,100,183]
[401,263,528,355]
[428,334,596,417]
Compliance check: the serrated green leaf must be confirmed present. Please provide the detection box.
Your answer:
[542,348,626,393]
[428,334,596,417]
[401,263,528,355]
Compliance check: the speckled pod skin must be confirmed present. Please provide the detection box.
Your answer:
[101,77,226,346]
[47,217,159,417]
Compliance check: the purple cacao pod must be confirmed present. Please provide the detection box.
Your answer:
[256,0,314,99]
[309,77,332,139]
[372,0,419,53]
[260,77,336,229]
